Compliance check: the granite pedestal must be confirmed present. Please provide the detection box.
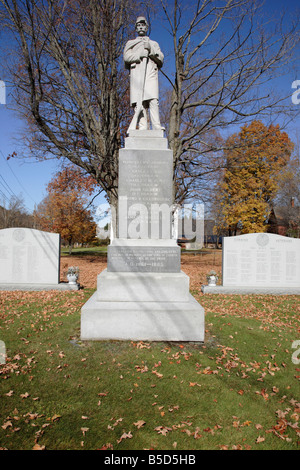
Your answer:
[81,130,204,342]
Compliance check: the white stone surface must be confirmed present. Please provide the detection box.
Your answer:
[81,293,205,342]
[0,282,78,291]
[111,238,178,247]
[222,233,300,287]
[118,145,173,239]
[127,130,164,138]
[97,269,189,302]
[125,135,168,149]
[202,285,300,295]
[0,228,60,285]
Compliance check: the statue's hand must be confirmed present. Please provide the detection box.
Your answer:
[140,48,149,59]
[144,40,151,52]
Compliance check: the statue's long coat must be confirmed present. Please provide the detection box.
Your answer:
[123,36,164,105]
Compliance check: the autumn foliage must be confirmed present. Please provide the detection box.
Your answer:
[215,120,294,235]
[34,167,98,251]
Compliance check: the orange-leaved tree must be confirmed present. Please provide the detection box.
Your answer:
[214,120,294,235]
[34,166,98,253]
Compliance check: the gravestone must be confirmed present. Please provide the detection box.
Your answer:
[0,227,76,290]
[0,227,60,284]
[202,233,300,294]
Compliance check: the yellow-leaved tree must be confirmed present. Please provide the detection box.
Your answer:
[215,121,294,235]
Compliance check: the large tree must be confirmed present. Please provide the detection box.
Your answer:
[214,120,294,234]
[34,166,98,252]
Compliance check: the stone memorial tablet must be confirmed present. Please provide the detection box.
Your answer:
[222,233,300,287]
[0,228,60,285]
[107,245,180,272]
[118,145,173,239]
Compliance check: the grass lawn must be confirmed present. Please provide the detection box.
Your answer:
[61,246,108,257]
[0,288,299,450]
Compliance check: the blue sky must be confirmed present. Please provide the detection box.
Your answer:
[0,106,59,212]
[0,0,299,215]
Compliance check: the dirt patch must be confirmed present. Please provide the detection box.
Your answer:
[60,251,222,290]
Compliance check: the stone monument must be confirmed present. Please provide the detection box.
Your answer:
[202,233,300,295]
[0,227,77,291]
[81,17,205,341]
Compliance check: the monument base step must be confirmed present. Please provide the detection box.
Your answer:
[0,282,79,291]
[97,269,189,302]
[202,285,300,295]
[81,293,205,342]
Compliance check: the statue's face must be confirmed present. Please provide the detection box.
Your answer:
[136,21,148,36]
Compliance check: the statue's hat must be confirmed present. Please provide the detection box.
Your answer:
[135,16,148,26]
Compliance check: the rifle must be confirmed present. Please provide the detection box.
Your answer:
[128,55,148,132]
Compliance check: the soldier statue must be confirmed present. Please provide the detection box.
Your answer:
[123,16,164,132]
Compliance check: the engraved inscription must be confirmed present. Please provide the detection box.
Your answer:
[107,246,180,273]
[223,233,300,287]
[0,228,60,284]
[119,152,172,207]
[118,151,173,239]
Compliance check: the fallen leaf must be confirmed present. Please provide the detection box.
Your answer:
[136,341,151,349]
[154,426,172,436]
[194,427,202,439]
[51,414,61,422]
[152,370,163,378]
[117,431,133,443]
[1,420,12,430]
[32,444,45,450]
[276,409,288,419]
[99,442,112,449]
[134,420,146,429]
